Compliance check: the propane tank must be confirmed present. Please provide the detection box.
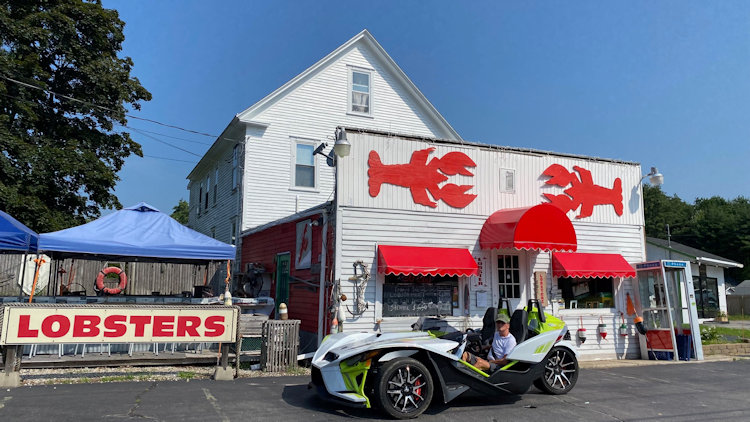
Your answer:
[279,302,288,320]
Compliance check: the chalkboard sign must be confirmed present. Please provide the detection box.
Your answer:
[383,284,453,317]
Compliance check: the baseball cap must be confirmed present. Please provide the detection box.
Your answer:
[495,314,510,324]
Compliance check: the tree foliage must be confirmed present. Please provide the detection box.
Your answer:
[0,0,151,232]
[170,199,189,225]
[643,185,750,282]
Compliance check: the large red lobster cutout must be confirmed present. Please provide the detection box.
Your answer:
[542,164,623,219]
[368,148,477,208]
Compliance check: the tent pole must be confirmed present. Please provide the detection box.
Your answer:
[17,253,27,301]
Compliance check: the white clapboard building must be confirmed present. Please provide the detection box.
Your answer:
[246,128,650,360]
[186,30,460,257]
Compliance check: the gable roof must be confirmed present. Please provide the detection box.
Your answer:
[646,237,743,268]
[188,29,461,180]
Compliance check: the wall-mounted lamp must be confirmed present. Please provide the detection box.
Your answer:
[641,167,664,186]
[333,127,351,158]
[314,127,352,167]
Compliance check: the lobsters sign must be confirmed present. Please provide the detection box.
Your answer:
[0,305,238,345]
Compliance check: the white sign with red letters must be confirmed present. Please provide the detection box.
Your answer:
[0,306,238,345]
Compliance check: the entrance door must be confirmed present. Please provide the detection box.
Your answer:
[275,253,290,318]
[495,253,526,311]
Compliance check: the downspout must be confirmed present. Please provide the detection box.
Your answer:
[317,209,329,345]
[235,137,247,277]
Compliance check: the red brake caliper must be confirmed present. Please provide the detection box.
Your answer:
[415,379,422,400]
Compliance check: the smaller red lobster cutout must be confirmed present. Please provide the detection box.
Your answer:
[542,164,623,219]
[368,148,477,208]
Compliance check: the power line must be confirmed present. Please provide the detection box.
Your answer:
[121,126,211,145]
[142,154,197,164]
[0,74,231,140]
[126,127,202,157]
[0,92,205,158]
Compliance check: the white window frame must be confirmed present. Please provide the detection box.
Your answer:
[500,168,515,193]
[213,167,218,206]
[290,138,319,191]
[347,66,373,117]
[197,182,203,217]
[232,144,240,190]
[230,217,237,246]
[204,175,210,212]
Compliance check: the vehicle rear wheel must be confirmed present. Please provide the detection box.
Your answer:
[534,346,578,395]
[373,357,434,419]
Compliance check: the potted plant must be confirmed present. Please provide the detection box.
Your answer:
[715,311,728,323]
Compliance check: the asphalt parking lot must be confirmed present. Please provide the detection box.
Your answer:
[1,359,748,421]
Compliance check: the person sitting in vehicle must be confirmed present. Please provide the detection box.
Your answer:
[462,313,517,372]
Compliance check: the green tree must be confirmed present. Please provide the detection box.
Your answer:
[171,199,189,225]
[642,184,693,240]
[644,185,750,282]
[0,0,151,232]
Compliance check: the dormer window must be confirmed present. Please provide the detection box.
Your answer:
[349,68,371,115]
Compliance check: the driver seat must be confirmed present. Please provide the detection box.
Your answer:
[509,308,528,344]
[480,306,497,344]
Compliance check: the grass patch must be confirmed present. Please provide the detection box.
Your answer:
[728,314,750,321]
[99,375,136,382]
[701,325,750,344]
[177,371,196,380]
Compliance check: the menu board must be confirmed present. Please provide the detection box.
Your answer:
[383,283,453,317]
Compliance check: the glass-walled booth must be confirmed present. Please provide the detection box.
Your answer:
[634,260,703,361]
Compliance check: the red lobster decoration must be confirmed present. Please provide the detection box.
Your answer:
[542,164,623,219]
[368,148,477,208]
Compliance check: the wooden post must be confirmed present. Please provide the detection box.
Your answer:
[1,345,22,388]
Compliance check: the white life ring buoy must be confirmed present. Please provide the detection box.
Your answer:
[96,267,127,295]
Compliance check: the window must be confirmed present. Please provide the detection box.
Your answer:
[500,169,515,193]
[210,226,216,239]
[204,175,210,211]
[232,144,240,190]
[349,68,371,115]
[197,183,203,216]
[498,255,521,299]
[382,274,458,317]
[694,275,719,318]
[230,218,237,246]
[294,143,315,188]
[558,277,614,308]
[213,167,218,205]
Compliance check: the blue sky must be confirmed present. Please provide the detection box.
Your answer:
[102,1,750,215]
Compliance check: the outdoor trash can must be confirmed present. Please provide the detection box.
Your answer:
[676,334,693,361]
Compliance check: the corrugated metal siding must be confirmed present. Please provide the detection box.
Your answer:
[339,132,644,227]
[0,254,228,297]
[241,44,458,231]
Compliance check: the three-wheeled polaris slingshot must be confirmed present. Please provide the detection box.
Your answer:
[310,299,579,419]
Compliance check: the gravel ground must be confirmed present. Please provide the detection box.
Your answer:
[18,365,311,386]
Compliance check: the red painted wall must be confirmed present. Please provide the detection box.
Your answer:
[241,213,331,335]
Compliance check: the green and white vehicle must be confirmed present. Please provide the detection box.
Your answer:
[310,299,579,419]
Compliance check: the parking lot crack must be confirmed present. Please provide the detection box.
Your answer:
[126,382,160,420]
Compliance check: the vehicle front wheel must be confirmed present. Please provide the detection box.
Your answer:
[534,346,578,395]
[373,357,434,419]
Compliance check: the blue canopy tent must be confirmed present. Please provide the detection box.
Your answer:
[0,210,38,253]
[39,203,235,262]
